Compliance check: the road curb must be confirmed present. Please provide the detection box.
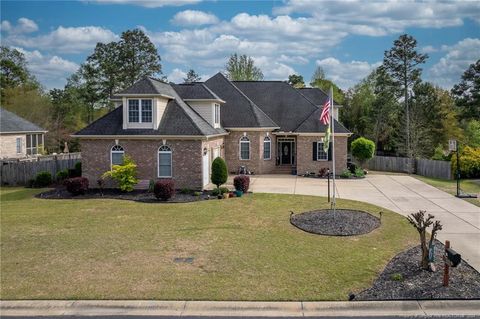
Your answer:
[1,300,480,317]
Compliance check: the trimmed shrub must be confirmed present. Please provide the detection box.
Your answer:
[35,171,52,187]
[64,177,89,195]
[234,175,250,193]
[351,137,375,167]
[354,167,365,178]
[102,155,138,192]
[211,157,228,188]
[148,179,155,193]
[180,188,192,194]
[451,146,480,178]
[318,168,328,177]
[219,187,229,194]
[154,179,175,201]
[211,188,221,196]
[347,162,357,174]
[340,170,352,178]
[56,169,69,182]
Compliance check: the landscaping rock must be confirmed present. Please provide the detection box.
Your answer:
[355,240,480,300]
[290,209,380,236]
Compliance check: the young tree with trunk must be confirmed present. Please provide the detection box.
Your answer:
[407,210,442,271]
[451,59,480,122]
[310,66,326,85]
[225,53,263,81]
[383,34,428,159]
[183,69,202,83]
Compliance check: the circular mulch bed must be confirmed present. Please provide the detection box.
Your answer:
[290,209,380,236]
[355,240,480,300]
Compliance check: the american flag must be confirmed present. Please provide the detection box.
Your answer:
[319,96,331,125]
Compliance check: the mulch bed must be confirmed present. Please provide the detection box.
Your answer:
[35,187,226,203]
[355,240,480,300]
[290,209,380,236]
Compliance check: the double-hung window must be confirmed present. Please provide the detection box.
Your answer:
[214,103,220,126]
[16,137,22,154]
[128,99,153,123]
[317,141,328,161]
[239,136,250,160]
[158,145,172,177]
[263,136,271,160]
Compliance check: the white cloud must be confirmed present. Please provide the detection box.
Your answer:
[0,17,38,34]
[427,38,480,88]
[254,56,295,80]
[274,1,480,36]
[4,26,118,53]
[13,47,80,89]
[88,0,202,8]
[171,10,219,26]
[315,58,382,89]
[167,68,187,83]
[421,45,438,54]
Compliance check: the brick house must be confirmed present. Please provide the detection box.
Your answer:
[0,108,47,159]
[73,73,351,189]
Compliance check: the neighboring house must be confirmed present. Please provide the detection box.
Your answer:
[0,108,47,159]
[73,73,351,189]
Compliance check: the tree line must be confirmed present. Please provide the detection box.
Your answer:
[1,30,478,160]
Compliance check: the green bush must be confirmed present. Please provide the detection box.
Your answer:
[180,188,192,194]
[56,169,69,182]
[35,171,52,187]
[193,191,202,197]
[219,187,230,194]
[340,170,352,178]
[211,157,228,188]
[351,137,375,167]
[74,162,82,177]
[431,144,449,161]
[211,188,221,196]
[390,273,404,282]
[148,179,155,193]
[354,168,365,178]
[452,146,480,178]
[102,155,139,192]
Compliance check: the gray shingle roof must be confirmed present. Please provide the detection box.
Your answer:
[0,108,46,133]
[294,108,350,133]
[172,83,223,101]
[204,73,279,128]
[298,87,343,107]
[117,77,175,96]
[75,77,226,137]
[232,81,318,132]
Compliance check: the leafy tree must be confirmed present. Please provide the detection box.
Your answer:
[310,66,326,85]
[351,137,375,167]
[383,34,428,158]
[183,69,202,83]
[287,74,305,88]
[118,29,162,87]
[311,77,345,105]
[225,53,263,81]
[452,59,480,121]
[464,120,480,148]
[0,46,39,98]
[102,155,139,192]
[211,157,228,189]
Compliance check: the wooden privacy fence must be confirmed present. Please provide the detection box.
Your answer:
[0,153,81,186]
[366,156,452,180]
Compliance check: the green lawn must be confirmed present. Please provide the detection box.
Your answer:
[414,176,480,207]
[1,187,416,301]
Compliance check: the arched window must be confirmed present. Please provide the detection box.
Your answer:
[111,145,124,167]
[239,136,250,160]
[263,136,271,160]
[158,145,172,177]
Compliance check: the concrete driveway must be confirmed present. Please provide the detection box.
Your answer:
[224,174,480,270]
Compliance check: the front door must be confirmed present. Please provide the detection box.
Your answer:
[281,142,291,165]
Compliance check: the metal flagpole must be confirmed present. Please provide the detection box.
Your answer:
[330,86,336,212]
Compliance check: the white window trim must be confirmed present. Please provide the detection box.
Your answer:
[263,136,271,160]
[158,145,173,178]
[317,141,328,161]
[239,136,250,160]
[16,137,22,154]
[214,103,220,125]
[128,99,153,123]
[110,145,125,169]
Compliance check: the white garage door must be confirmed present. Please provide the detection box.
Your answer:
[202,149,209,187]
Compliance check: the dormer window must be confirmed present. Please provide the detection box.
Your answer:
[128,99,153,123]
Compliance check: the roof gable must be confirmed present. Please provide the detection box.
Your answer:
[172,83,223,101]
[204,73,278,128]
[298,87,342,107]
[117,77,174,97]
[0,108,45,133]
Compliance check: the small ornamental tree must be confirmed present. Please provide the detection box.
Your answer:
[407,210,442,271]
[233,175,250,193]
[102,155,138,192]
[351,137,375,168]
[211,157,228,189]
[154,179,175,201]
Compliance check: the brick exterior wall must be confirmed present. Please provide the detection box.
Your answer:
[0,134,25,158]
[296,135,348,175]
[80,139,204,189]
[224,131,276,174]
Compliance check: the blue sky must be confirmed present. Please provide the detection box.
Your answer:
[1,0,479,90]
